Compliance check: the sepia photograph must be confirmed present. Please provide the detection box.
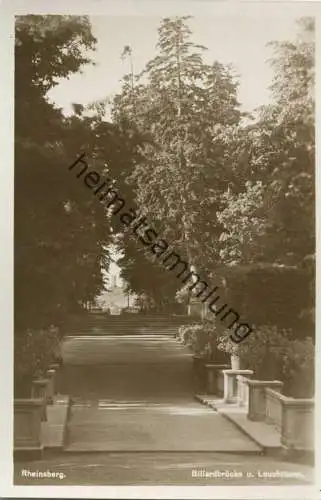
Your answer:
[7,0,318,496]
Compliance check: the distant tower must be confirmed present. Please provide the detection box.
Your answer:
[112,275,117,288]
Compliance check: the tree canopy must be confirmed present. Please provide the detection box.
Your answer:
[15,15,135,329]
[15,14,315,326]
[111,16,314,312]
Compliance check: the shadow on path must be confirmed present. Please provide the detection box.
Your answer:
[58,334,261,453]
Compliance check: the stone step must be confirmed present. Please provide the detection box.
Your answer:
[195,395,281,455]
[64,400,263,453]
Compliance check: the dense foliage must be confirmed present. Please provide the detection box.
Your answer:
[14,326,61,397]
[15,15,315,397]
[217,18,314,267]
[235,325,314,398]
[111,16,315,396]
[177,321,229,362]
[112,16,314,334]
[15,16,140,330]
[179,322,314,398]
[14,16,142,392]
[112,16,242,300]
[217,263,313,337]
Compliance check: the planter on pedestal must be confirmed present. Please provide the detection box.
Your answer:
[230,354,240,370]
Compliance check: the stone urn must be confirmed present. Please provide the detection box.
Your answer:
[230,354,240,370]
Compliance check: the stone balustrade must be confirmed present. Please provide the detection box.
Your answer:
[222,369,254,403]
[31,379,48,421]
[245,378,314,452]
[280,396,314,451]
[247,380,283,421]
[265,387,284,431]
[217,370,225,397]
[14,399,43,459]
[237,374,252,407]
[205,364,229,395]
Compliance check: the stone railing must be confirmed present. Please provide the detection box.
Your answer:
[202,366,253,404]
[246,378,314,452]
[222,369,253,404]
[192,351,314,454]
[217,369,225,397]
[247,380,283,421]
[14,399,44,459]
[31,379,49,421]
[237,374,252,407]
[280,395,314,451]
[14,363,60,459]
[265,387,283,431]
[205,364,229,395]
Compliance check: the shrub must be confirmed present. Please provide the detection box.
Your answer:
[14,325,61,397]
[219,263,313,339]
[178,323,209,355]
[282,336,314,398]
[225,324,314,398]
[178,321,229,362]
[233,325,291,380]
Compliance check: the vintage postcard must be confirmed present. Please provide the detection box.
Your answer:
[0,0,320,498]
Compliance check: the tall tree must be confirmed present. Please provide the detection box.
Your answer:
[217,17,315,267]
[15,15,114,329]
[112,16,242,301]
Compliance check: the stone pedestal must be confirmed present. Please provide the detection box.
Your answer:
[281,397,314,451]
[31,379,48,421]
[205,364,229,395]
[247,380,283,421]
[14,399,43,459]
[265,387,284,430]
[237,374,253,407]
[223,369,253,404]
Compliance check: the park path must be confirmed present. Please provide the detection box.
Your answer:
[58,328,261,453]
[15,318,313,485]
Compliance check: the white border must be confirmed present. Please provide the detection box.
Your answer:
[1,1,320,498]
[0,0,14,495]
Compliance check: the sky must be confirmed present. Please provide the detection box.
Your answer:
[47,13,305,284]
[48,14,303,116]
